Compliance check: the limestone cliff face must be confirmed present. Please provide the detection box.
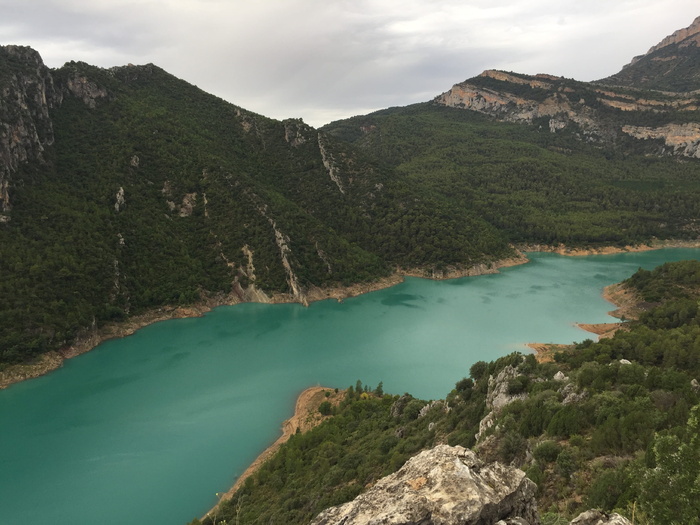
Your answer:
[436,16,700,154]
[621,123,700,158]
[310,444,540,525]
[0,46,112,220]
[435,68,700,158]
[0,45,58,217]
[435,71,609,144]
[627,15,700,68]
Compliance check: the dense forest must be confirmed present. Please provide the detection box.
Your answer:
[197,259,700,525]
[323,102,700,246]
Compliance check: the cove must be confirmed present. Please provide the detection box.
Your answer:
[1,249,699,525]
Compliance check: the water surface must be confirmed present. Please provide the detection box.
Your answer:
[1,249,699,524]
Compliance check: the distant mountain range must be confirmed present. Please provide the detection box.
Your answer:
[2,16,700,373]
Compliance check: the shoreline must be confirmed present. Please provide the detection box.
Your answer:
[204,386,344,519]
[0,254,526,390]
[527,270,649,363]
[518,239,700,257]
[3,240,699,389]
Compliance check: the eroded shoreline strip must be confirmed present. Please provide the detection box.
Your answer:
[3,240,699,389]
[527,272,649,363]
[0,254,526,389]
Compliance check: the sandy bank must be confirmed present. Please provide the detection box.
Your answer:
[520,239,700,257]
[204,386,344,519]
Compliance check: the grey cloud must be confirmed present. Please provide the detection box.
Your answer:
[1,0,699,127]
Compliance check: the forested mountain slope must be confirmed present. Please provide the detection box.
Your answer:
[0,46,513,368]
[3,16,700,372]
[322,102,700,245]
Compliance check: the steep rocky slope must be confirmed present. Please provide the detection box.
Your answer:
[434,69,700,158]
[433,16,700,158]
[0,46,58,218]
[600,15,700,92]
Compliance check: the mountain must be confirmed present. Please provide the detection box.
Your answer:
[3,14,700,525]
[599,15,700,92]
[0,45,517,371]
[432,69,700,157]
[3,17,700,374]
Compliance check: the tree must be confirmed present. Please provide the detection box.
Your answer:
[639,405,700,524]
[470,361,488,381]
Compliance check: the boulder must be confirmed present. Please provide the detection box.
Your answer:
[311,444,539,525]
[569,510,632,525]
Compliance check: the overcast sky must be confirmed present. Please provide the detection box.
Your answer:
[1,1,698,127]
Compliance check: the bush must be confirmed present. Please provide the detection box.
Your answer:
[507,375,530,395]
[499,430,526,463]
[534,440,562,463]
[470,361,489,381]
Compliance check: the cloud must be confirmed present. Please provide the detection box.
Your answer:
[1,0,698,126]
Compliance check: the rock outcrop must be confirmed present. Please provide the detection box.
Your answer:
[310,445,540,525]
[621,123,700,158]
[0,45,58,217]
[476,364,529,442]
[436,59,700,158]
[569,510,632,525]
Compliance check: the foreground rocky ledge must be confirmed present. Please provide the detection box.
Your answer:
[310,444,633,525]
[310,444,540,525]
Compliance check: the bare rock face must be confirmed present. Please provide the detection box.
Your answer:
[0,45,58,215]
[475,364,529,442]
[569,510,632,525]
[486,365,528,411]
[310,445,539,525]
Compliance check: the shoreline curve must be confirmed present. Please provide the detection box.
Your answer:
[0,254,527,389]
[203,386,343,519]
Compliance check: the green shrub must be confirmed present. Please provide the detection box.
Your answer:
[534,440,562,463]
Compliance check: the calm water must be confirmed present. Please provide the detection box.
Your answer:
[1,249,699,524]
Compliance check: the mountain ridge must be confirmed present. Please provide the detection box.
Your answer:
[598,15,700,92]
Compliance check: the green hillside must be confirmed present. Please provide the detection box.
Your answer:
[323,102,700,245]
[3,45,700,373]
[0,55,514,367]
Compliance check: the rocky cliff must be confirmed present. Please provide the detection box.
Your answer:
[434,16,700,158]
[435,68,700,158]
[0,45,58,219]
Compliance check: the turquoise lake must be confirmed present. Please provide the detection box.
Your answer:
[1,249,700,524]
